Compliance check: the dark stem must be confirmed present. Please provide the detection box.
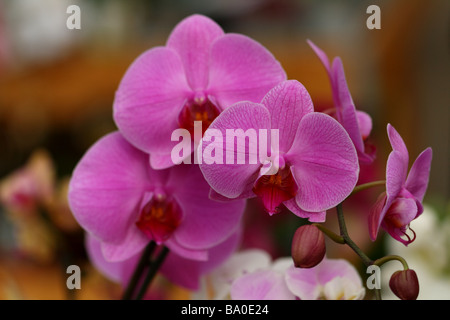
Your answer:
[121,241,157,300]
[336,203,382,300]
[350,180,385,196]
[135,246,170,300]
[373,255,409,270]
[312,223,345,244]
[336,203,373,266]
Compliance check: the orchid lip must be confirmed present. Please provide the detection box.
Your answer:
[178,94,220,139]
[136,195,183,244]
[253,165,298,215]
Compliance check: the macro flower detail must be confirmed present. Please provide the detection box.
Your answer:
[68,132,245,262]
[199,80,359,221]
[308,40,375,164]
[368,124,432,245]
[113,14,286,169]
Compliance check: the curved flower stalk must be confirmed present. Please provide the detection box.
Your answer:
[113,14,286,169]
[68,132,245,263]
[308,40,375,165]
[199,80,359,221]
[86,229,241,292]
[368,124,432,245]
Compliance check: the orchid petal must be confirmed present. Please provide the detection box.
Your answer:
[261,80,314,152]
[199,102,271,198]
[405,148,432,202]
[167,14,224,90]
[68,132,150,244]
[231,270,294,300]
[286,113,359,212]
[113,47,190,156]
[167,165,246,250]
[208,34,286,109]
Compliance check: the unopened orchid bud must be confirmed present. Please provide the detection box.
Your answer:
[389,269,419,300]
[291,224,326,268]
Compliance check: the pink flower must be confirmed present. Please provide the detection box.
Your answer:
[86,228,241,291]
[199,80,359,222]
[224,250,365,300]
[68,132,245,262]
[368,124,432,245]
[308,40,375,164]
[0,150,55,215]
[113,14,286,169]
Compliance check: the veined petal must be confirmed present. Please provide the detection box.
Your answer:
[68,132,150,244]
[113,47,191,156]
[261,80,314,152]
[283,198,326,222]
[101,224,149,262]
[386,151,408,198]
[307,40,332,76]
[167,165,245,250]
[285,265,321,300]
[368,192,388,241]
[208,33,286,109]
[331,58,365,151]
[356,110,372,140]
[85,234,123,283]
[286,113,359,212]
[160,228,241,290]
[230,270,294,300]
[208,249,272,300]
[387,124,409,165]
[316,259,363,287]
[405,148,432,202]
[167,14,224,90]
[309,40,374,164]
[199,102,271,199]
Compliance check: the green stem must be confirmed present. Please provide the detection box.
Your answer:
[336,203,373,267]
[135,246,170,300]
[312,223,345,244]
[373,255,409,270]
[350,180,386,196]
[336,203,383,300]
[122,241,156,300]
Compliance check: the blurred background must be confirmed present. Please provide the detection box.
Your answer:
[0,0,448,299]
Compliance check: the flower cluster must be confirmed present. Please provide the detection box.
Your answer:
[68,14,432,300]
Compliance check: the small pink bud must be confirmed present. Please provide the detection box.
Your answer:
[291,224,326,268]
[389,269,419,300]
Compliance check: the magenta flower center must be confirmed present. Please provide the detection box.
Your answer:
[252,166,298,215]
[178,96,220,138]
[136,196,183,244]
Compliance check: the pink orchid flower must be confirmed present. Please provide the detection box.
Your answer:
[68,132,245,262]
[86,228,241,291]
[113,14,286,169]
[199,80,359,222]
[308,40,375,164]
[368,124,432,245]
[226,251,364,300]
